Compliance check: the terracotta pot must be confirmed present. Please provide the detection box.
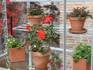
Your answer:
[28,15,43,25]
[73,59,90,70]
[32,52,50,70]
[69,17,87,34]
[9,47,25,62]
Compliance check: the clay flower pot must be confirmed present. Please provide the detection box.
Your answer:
[28,15,43,25]
[9,47,25,62]
[73,59,90,70]
[69,17,87,34]
[32,52,50,70]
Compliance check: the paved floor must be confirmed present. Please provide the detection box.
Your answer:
[0,59,27,70]
[10,62,26,70]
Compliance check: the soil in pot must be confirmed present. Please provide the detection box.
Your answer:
[73,59,90,70]
[9,47,25,62]
[28,16,43,25]
[32,52,50,70]
[69,17,87,34]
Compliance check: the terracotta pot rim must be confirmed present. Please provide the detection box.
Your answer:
[73,58,87,62]
[69,16,86,20]
[32,51,50,57]
[28,15,43,19]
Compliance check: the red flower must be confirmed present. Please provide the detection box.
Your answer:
[26,24,32,31]
[43,15,54,24]
[37,29,46,40]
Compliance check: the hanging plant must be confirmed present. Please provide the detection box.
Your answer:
[43,2,60,24]
[49,52,62,70]
[43,2,60,18]
[68,7,93,34]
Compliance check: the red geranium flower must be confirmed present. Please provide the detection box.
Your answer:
[37,29,46,40]
[43,15,54,24]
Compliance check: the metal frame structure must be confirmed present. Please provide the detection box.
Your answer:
[5,0,68,70]
[3,0,93,70]
[0,0,10,70]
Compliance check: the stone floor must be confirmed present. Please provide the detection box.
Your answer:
[0,59,26,70]
[10,62,26,70]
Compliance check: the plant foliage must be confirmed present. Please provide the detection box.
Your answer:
[6,37,23,48]
[68,7,92,19]
[73,43,91,64]
[28,2,44,16]
[27,24,59,54]
[29,8,43,16]
[50,52,62,70]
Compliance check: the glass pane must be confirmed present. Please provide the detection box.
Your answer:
[66,1,93,70]
[2,1,63,70]
[1,0,92,70]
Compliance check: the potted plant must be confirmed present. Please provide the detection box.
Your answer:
[68,7,92,34]
[6,36,25,62]
[73,43,91,70]
[27,24,59,70]
[28,2,44,25]
[43,2,60,24]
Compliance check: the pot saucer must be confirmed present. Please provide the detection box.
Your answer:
[69,28,87,34]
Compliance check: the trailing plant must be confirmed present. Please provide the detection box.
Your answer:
[6,36,23,48]
[27,24,59,54]
[49,52,62,70]
[73,43,91,64]
[43,2,60,17]
[68,7,92,19]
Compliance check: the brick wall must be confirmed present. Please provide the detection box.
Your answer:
[57,2,93,48]
[58,2,93,23]
[57,2,93,70]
